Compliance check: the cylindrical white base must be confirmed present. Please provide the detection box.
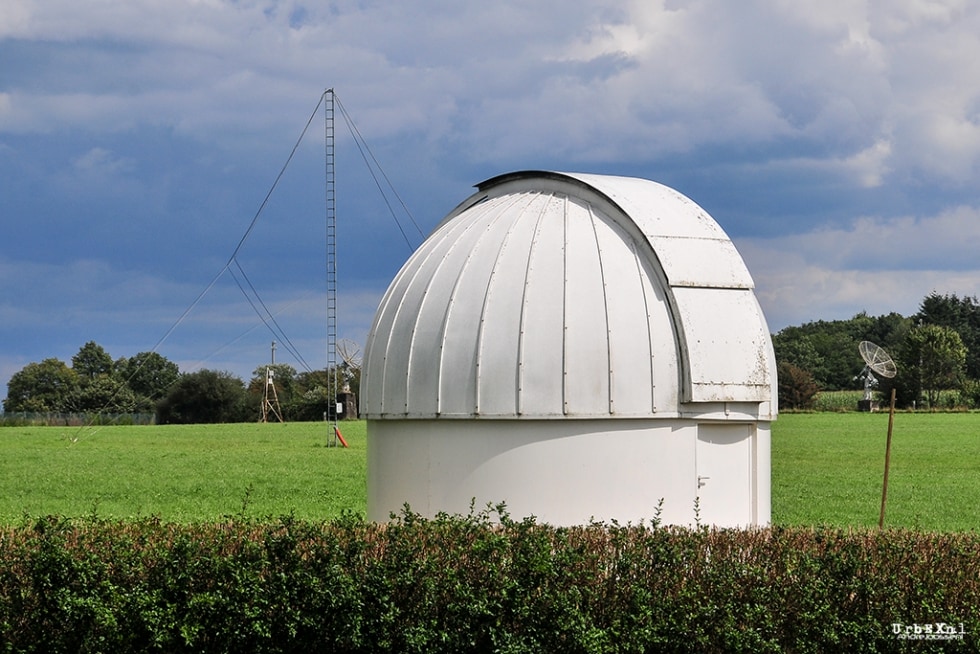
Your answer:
[368,418,770,528]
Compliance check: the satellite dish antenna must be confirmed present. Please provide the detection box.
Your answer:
[336,339,362,393]
[337,338,362,370]
[856,341,896,402]
[859,341,897,379]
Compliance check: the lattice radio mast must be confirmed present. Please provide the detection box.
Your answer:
[325,89,341,445]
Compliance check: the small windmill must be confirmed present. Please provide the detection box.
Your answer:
[858,341,898,528]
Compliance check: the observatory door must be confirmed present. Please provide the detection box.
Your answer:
[695,424,754,526]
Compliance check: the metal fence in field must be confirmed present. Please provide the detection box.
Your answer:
[0,412,156,427]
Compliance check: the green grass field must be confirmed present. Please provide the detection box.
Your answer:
[1,414,979,530]
[772,411,980,531]
[0,422,366,523]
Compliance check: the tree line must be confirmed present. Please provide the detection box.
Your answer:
[775,292,979,410]
[5,291,974,420]
[2,341,360,424]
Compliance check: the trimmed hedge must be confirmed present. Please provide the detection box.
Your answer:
[1,508,978,653]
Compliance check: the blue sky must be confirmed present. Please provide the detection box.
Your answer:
[3,0,980,402]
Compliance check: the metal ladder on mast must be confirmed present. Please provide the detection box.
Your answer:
[325,89,340,446]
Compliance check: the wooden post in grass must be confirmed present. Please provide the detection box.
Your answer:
[878,387,897,528]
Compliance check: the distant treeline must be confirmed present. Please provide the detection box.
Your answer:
[2,341,359,424]
[775,292,980,410]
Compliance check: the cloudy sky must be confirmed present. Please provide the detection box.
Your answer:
[3,0,980,401]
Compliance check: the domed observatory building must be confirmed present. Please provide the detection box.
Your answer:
[361,171,777,527]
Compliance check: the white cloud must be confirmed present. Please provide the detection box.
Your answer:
[842,138,893,188]
[738,204,980,329]
[751,258,980,333]
[750,204,980,270]
[0,1,30,38]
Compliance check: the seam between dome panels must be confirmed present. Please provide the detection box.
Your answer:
[561,193,570,415]
[585,201,614,415]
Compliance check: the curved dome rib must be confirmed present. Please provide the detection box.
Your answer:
[585,200,615,414]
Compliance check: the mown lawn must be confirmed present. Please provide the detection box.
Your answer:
[2,413,979,530]
[772,412,980,531]
[0,421,365,523]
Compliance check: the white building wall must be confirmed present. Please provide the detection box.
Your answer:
[368,418,771,527]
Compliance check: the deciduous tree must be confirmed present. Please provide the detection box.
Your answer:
[71,375,138,413]
[898,323,966,408]
[156,369,248,424]
[71,341,114,380]
[117,352,180,411]
[3,358,79,413]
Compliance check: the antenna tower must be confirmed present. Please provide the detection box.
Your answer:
[325,89,339,445]
[261,340,284,423]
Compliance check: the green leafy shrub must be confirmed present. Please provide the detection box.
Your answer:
[1,510,978,653]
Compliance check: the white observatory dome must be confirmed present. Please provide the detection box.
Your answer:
[361,171,776,527]
[362,171,775,419]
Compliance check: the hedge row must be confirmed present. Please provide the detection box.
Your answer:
[1,508,978,653]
